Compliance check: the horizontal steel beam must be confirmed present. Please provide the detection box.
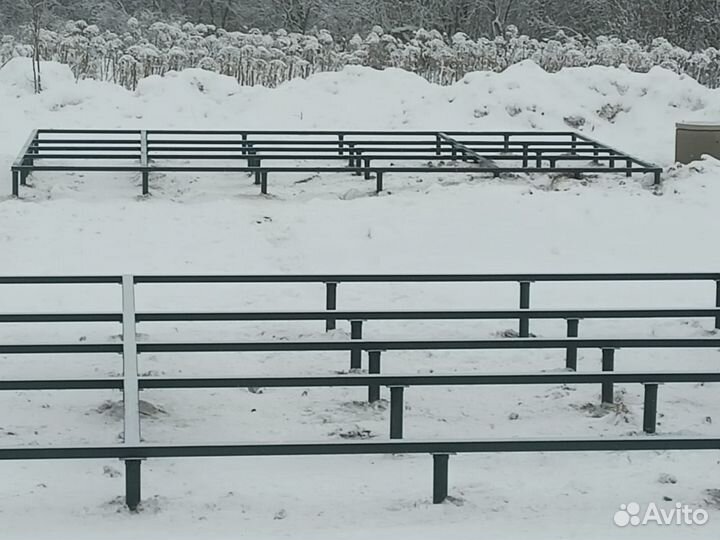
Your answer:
[0,313,122,323]
[134,307,720,322]
[136,337,720,353]
[0,343,123,354]
[1,273,715,286]
[145,130,579,136]
[0,437,718,460]
[0,378,122,390]
[0,276,122,284]
[12,165,662,174]
[3,371,718,392]
[131,273,720,283]
[138,371,720,389]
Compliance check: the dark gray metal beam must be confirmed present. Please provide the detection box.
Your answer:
[0,437,718,460]
[136,337,720,353]
[0,379,122,390]
[131,273,720,283]
[0,313,122,323]
[0,343,123,354]
[135,372,720,389]
[134,307,720,322]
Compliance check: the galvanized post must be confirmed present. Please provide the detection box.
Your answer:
[715,280,720,330]
[350,320,363,370]
[325,282,337,331]
[519,281,531,337]
[432,453,449,504]
[140,130,149,195]
[389,386,404,439]
[601,348,615,404]
[643,383,659,434]
[354,151,362,175]
[12,170,19,197]
[364,159,371,180]
[125,459,141,511]
[260,171,268,195]
[368,350,381,403]
[121,275,142,511]
[254,170,261,186]
[376,171,383,193]
[565,318,579,371]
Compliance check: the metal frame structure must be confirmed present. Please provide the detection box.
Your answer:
[1,272,719,510]
[10,129,663,197]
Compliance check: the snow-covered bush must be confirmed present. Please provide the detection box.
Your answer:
[3,17,720,90]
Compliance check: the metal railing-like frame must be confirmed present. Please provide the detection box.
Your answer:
[0,272,718,509]
[10,130,663,197]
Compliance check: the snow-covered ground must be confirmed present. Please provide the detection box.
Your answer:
[0,58,719,539]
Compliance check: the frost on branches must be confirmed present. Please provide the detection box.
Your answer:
[2,18,720,91]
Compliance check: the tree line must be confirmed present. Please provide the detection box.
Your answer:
[3,0,720,51]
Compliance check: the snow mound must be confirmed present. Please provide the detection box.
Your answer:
[0,57,75,95]
[135,69,241,102]
[0,59,719,167]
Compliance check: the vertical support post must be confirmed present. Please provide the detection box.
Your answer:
[432,453,449,504]
[535,152,542,168]
[503,134,510,153]
[364,159,371,180]
[653,170,662,186]
[389,386,404,439]
[376,171,383,193]
[121,275,142,511]
[140,130,149,195]
[518,281,531,337]
[139,130,149,195]
[715,280,720,330]
[350,320,363,370]
[565,318,579,371]
[241,133,248,156]
[643,383,659,434]
[12,170,19,197]
[254,169,261,185]
[626,159,632,178]
[325,282,337,331]
[125,459,141,511]
[522,144,528,168]
[368,350,381,403]
[338,134,345,156]
[601,348,615,404]
[141,171,149,195]
[435,134,441,156]
[570,133,577,156]
[260,171,268,195]
[354,151,362,175]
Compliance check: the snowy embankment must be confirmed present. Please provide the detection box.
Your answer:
[0,59,719,539]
